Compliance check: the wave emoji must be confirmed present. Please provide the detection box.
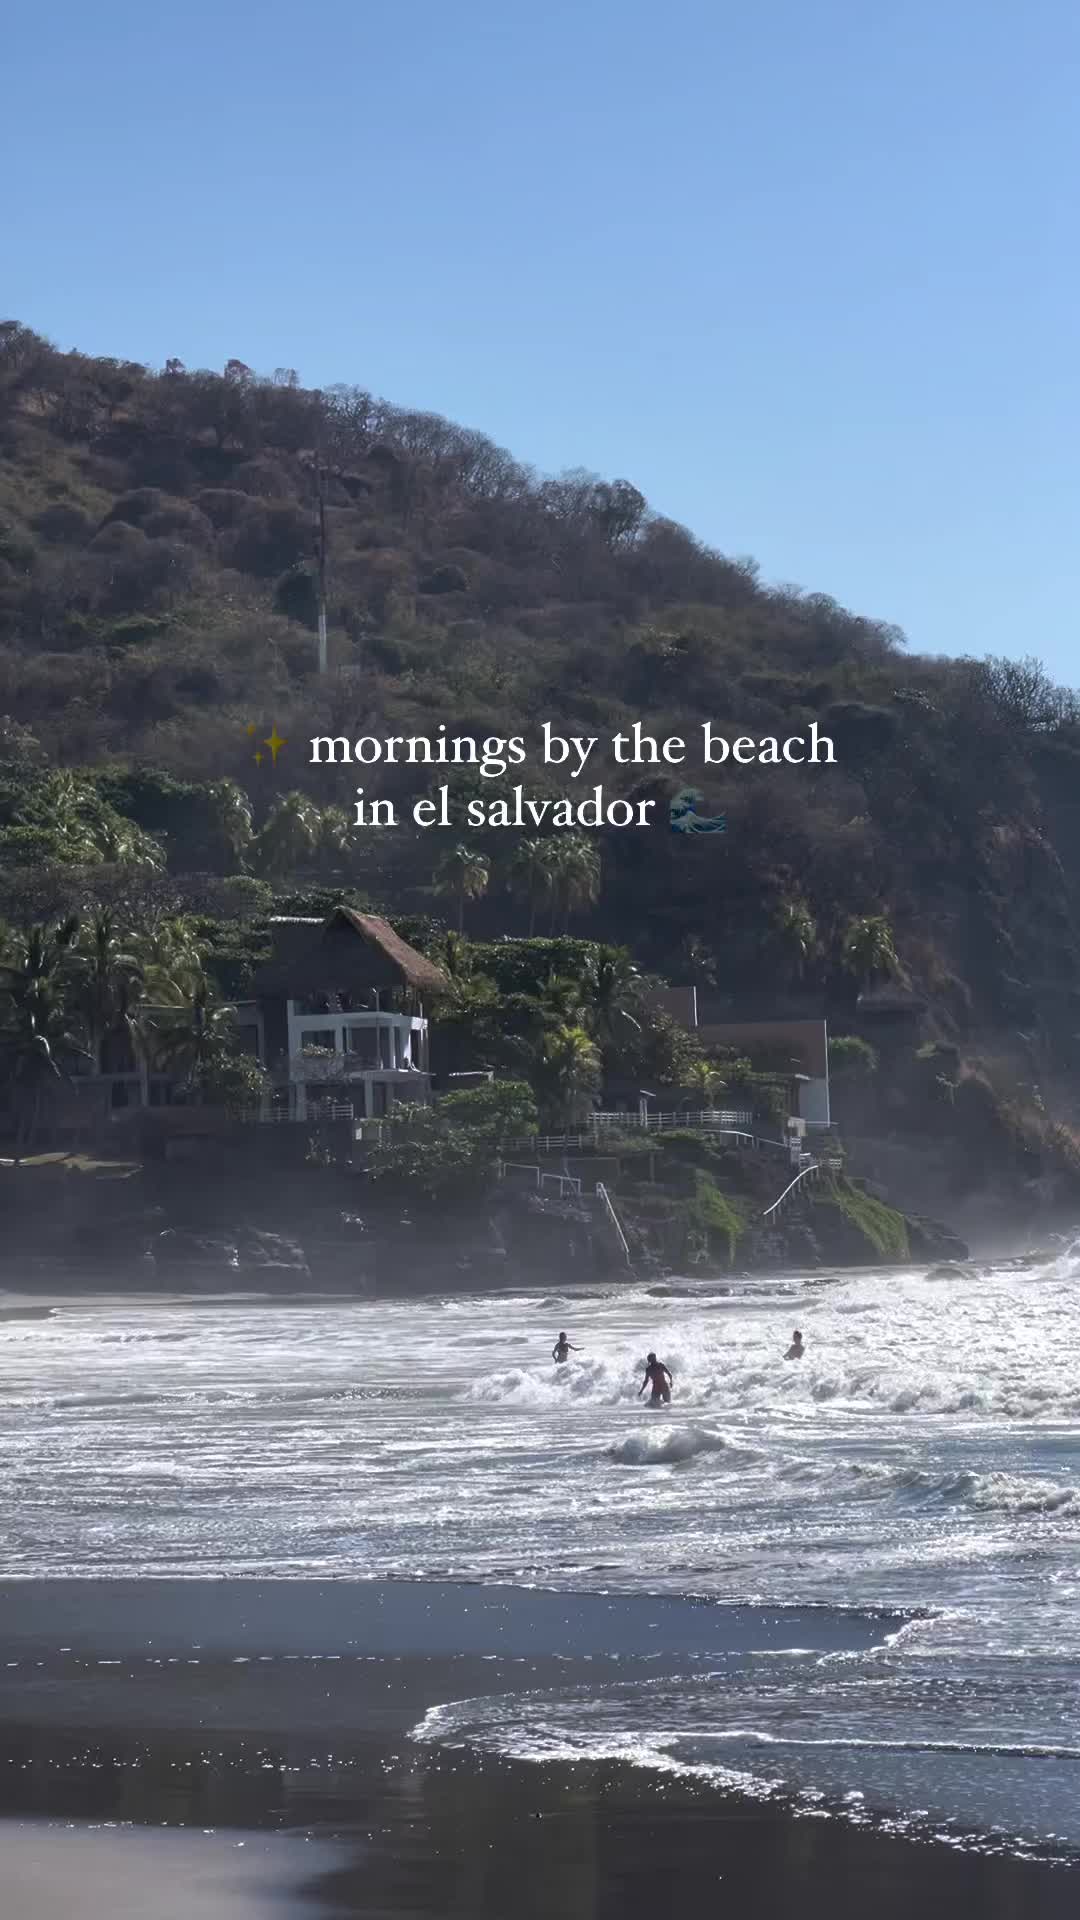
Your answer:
[670,788,727,834]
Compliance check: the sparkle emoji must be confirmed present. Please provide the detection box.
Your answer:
[246,723,287,768]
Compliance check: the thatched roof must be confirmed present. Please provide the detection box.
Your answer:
[336,909,449,993]
[252,907,448,998]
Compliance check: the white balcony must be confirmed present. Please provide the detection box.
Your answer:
[286,1008,429,1079]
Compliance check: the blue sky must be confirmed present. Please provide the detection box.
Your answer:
[6,0,1078,675]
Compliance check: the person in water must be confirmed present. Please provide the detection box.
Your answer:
[552,1332,580,1364]
[785,1329,805,1360]
[638,1352,673,1405]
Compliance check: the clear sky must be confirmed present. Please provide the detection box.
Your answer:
[6,0,1079,675]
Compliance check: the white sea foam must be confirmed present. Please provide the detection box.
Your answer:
[2,1258,1080,1852]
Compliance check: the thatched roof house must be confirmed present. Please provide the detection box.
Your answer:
[252,907,449,1003]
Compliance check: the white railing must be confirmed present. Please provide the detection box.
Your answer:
[498,1162,583,1199]
[247,1103,358,1125]
[494,1121,766,1156]
[762,1161,822,1219]
[591,1108,753,1131]
[596,1181,632,1265]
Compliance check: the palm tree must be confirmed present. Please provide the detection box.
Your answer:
[577,944,642,1053]
[316,804,355,866]
[508,838,560,936]
[531,1023,602,1129]
[71,909,145,1074]
[149,979,238,1101]
[250,791,321,878]
[773,898,819,986]
[842,914,899,995]
[548,834,601,932]
[0,917,88,1157]
[433,843,490,932]
[205,778,254,869]
[683,1058,727,1107]
[137,915,207,1006]
[38,774,103,865]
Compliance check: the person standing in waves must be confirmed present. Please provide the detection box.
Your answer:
[638,1352,673,1406]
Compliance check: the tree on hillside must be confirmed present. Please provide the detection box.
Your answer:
[683,1058,728,1106]
[577,944,642,1052]
[508,837,559,936]
[149,978,265,1110]
[0,917,88,1156]
[437,1078,538,1144]
[841,915,899,994]
[138,915,208,1006]
[771,898,819,986]
[205,779,255,870]
[250,792,322,878]
[530,1023,602,1130]
[548,835,601,933]
[70,908,144,1074]
[316,805,355,865]
[433,843,490,932]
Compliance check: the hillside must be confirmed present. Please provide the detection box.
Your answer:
[3,318,1080,1229]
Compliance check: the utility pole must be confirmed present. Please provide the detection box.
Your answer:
[315,456,328,674]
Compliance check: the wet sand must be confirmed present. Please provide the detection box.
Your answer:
[0,1580,1076,1918]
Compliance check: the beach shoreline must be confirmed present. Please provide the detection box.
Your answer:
[0,1578,1077,1917]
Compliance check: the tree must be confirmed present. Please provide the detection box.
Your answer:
[577,944,642,1054]
[508,837,559,936]
[315,804,356,869]
[205,779,254,870]
[0,917,88,1156]
[682,1058,727,1105]
[250,792,321,878]
[841,915,899,994]
[771,898,819,986]
[437,1078,538,1143]
[149,979,242,1101]
[183,1050,268,1114]
[365,1105,492,1207]
[433,843,490,933]
[530,1023,601,1129]
[828,1034,879,1078]
[138,915,208,1005]
[548,835,601,932]
[70,908,145,1074]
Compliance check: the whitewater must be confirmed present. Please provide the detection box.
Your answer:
[3,1251,1080,1858]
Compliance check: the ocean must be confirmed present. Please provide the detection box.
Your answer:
[2,1253,1079,1865]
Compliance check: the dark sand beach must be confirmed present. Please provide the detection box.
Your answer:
[0,1580,1076,1918]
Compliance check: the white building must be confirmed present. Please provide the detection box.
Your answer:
[242,908,448,1123]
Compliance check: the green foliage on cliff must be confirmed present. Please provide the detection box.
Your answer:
[689,1172,748,1264]
[816,1175,909,1261]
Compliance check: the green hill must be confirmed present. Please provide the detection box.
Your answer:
[3,317,1080,1219]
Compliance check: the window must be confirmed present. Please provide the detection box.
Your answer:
[372,1082,388,1116]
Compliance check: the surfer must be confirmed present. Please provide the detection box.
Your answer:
[552,1332,580,1364]
[638,1352,673,1406]
[785,1330,805,1360]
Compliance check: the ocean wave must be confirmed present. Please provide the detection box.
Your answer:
[844,1460,1080,1516]
[606,1424,749,1467]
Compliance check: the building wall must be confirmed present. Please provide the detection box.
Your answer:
[698,1018,831,1127]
